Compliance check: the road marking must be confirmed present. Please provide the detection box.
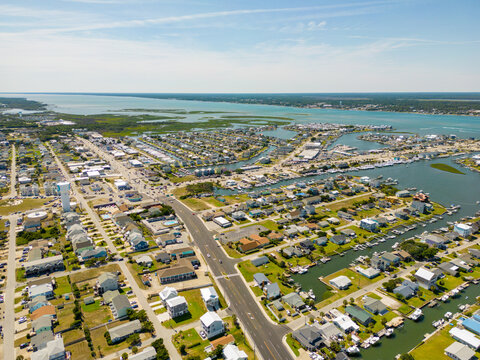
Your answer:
[214,273,241,280]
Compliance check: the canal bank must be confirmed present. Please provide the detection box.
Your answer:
[359,283,479,360]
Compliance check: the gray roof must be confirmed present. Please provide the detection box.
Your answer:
[111,294,131,313]
[108,319,141,340]
[31,331,54,349]
[282,292,304,309]
[292,325,323,350]
[251,256,269,267]
[253,273,269,285]
[129,346,157,360]
[265,282,281,298]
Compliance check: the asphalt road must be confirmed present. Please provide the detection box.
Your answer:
[80,137,294,360]
[167,198,293,360]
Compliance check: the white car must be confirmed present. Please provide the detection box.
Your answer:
[18,317,27,324]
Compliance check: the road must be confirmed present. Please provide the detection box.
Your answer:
[7,144,16,199]
[80,138,294,360]
[47,143,181,360]
[3,214,19,360]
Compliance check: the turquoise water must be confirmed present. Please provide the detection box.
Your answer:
[163,220,178,226]
[328,132,387,152]
[4,93,480,138]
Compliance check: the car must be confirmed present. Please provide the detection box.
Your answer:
[207,254,210,258]
[20,342,29,349]
[18,317,27,324]
[132,304,138,309]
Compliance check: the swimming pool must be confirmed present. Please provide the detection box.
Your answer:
[164,220,178,226]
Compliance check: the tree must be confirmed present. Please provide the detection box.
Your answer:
[132,346,138,354]
[16,356,25,360]
[180,344,186,355]
[399,354,414,360]
[211,345,223,358]
[127,333,140,346]
[121,353,128,360]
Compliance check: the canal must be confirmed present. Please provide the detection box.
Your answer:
[360,283,479,360]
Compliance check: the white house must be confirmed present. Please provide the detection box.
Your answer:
[166,296,188,318]
[200,286,220,310]
[159,287,178,304]
[329,275,352,290]
[200,311,225,339]
[359,218,379,232]
[333,314,360,333]
[223,344,248,360]
[414,268,441,289]
[449,327,480,350]
[454,223,473,237]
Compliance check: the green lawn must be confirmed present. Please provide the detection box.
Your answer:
[181,198,211,211]
[242,219,280,232]
[162,289,207,328]
[70,264,121,284]
[172,328,209,359]
[54,276,72,296]
[56,303,76,331]
[410,325,457,360]
[83,302,112,328]
[286,333,301,356]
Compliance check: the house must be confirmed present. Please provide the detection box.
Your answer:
[29,283,54,299]
[317,322,342,345]
[393,250,412,262]
[97,272,118,294]
[135,255,153,267]
[166,296,189,318]
[213,217,232,228]
[103,290,120,304]
[341,228,356,238]
[329,275,351,290]
[31,331,55,351]
[159,287,178,304]
[282,292,305,311]
[264,282,281,300]
[170,247,195,259]
[359,218,379,232]
[155,252,171,264]
[424,234,449,249]
[345,305,373,326]
[223,344,248,360]
[305,205,316,215]
[29,295,49,313]
[292,325,324,351]
[282,246,302,258]
[332,314,359,333]
[24,255,65,277]
[30,337,66,360]
[449,327,480,350]
[32,316,53,334]
[231,211,247,221]
[415,267,442,289]
[31,305,56,321]
[371,255,387,271]
[363,296,388,315]
[157,260,196,284]
[200,311,225,339]
[79,247,107,261]
[438,262,459,276]
[444,341,475,360]
[381,252,400,267]
[110,294,132,319]
[200,286,220,310]
[251,256,269,267]
[357,267,380,279]
[299,239,315,251]
[330,235,347,245]
[454,223,472,237]
[393,280,418,299]
[411,200,428,214]
[253,273,270,288]
[468,248,480,259]
[129,346,157,360]
[462,316,480,336]
[108,320,142,343]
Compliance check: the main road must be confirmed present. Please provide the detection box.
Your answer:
[80,138,294,360]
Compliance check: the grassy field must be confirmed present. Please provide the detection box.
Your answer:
[430,163,465,175]
[162,289,207,328]
[0,198,51,215]
[54,276,72,296]
[242,219,280,231]
[237,259,294,295]
[70,264,121,284]
[172,328,209,359]
[327,193,373,211]
[410,325,456,360]
[181,198,211,211]
[66,341,94,360]
[56,303,76,331]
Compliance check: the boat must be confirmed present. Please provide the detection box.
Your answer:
[459,304,466,311]
[385,328,394,337]
[308,289,316,300]
[444,312,453,319]
[409,308,423,321]
[298,267,308,274]
[441,294,450,302]
[432,319,445,328]
[369,336,380,346]
[346,346,360,354]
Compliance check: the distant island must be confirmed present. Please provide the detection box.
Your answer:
[430,163,465,174]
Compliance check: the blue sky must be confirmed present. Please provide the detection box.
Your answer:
[1,0,478,92]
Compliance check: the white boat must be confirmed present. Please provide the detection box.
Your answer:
[441,294,450,302]
[308,289,316,300]
[409,308,423,321]
[444,312,453,319]
[386,328,394,337]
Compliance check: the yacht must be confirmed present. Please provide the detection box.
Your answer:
[409,308,423,321]
[386,328,394,337]
[308,289,316,300]
[444,312,453,319]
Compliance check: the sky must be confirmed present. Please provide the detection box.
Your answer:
[0,0,479,92]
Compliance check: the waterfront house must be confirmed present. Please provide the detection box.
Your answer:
[381,252,400,266]
[251,256,269,267]
[292,325,324,351]
[332,314,359,333]
[299,239,315,251]
[316,322,342,346]
[449,327,480,350]
[415,267,442,289]
[359,218,379,232]
[330,235,347,245]
[329,275,351,290]
[454,223,472,237]
[357,267,380,279]
[438,262,459,276]
[444,341,475,360]
[363,296,388,315]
